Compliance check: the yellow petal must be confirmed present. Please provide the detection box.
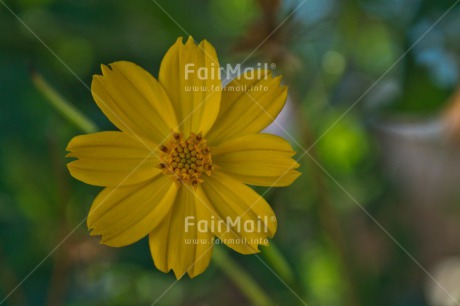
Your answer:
[88,175,177,247]
[67,131,159,186]
[149,185,214,279]
[212,133,300,187]
[206,70,288,145]
[92,61,178,145]
[200,172,277,254]
[159,37,221,136]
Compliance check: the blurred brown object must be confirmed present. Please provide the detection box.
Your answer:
[69,238,115,264]
[370,114,460,299]
[443,84,460,141]
[233,0,301,72]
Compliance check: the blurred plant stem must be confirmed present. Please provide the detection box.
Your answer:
[31,69,97,134]
[31,72,96,306]
[291,92,361,306]
[213,246,275,306]
[45,129,73,306]
[261,242,296,286]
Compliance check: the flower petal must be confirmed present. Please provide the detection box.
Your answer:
[159,37,221,136]
[212,133,300,187]
[149,185,214,279]
[200,172,277,254]
[92,61,178,145]
[88,175,177,247]
[67,131,159,187]
[206,70,288,145]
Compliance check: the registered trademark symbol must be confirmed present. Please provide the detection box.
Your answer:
[270,63,276,69]
[270,216,277,222]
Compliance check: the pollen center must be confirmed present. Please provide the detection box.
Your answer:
[158,132,214,186]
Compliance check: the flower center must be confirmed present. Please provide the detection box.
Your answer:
[158,132,214,186]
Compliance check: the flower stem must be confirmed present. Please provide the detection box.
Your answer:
[31,69,98,134]
[261,243,296,286]
[213,246,275,306]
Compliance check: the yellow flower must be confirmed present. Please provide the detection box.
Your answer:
[66,36,300,278]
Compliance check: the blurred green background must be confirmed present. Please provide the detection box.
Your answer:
[1,0,460,305]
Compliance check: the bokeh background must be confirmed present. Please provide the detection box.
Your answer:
[2,0,460,305]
